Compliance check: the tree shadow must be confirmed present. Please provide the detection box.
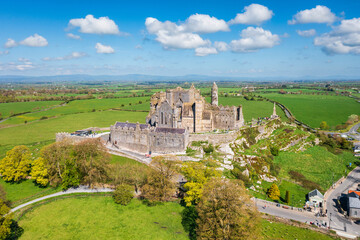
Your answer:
[7,220,24,240]
[181,205,198,240]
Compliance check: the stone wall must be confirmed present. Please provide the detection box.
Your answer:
[189,131,239,146]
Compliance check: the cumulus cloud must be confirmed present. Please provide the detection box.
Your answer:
[68,15,125,35]
[0,50,9,55]
[195,47,218,56]
[288,5,336,24]
[145,17,210,49]
[4,38,17,48]
[42,52,87,61]
[20,34,48,47]
[296,29,316,37]
[214,41,228,52]
[230,27,280,53]
[314,17,360,55]
[67,33,81,39]
[95,43,115,54]
[229,4,273,25]
[184,14,229,33]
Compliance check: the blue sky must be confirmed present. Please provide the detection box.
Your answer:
[1,0,360,78]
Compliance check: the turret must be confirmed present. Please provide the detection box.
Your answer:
[211,82,218,106]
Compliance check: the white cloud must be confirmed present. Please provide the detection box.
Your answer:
[42,51,87,61]
[184,14,229,33]
[0,50,9,55]
[68,15,124,35]
[288,5,336,24]
[229,4,273,25]
[67,33,81,40]
[135,44,143,49]
[95,43,115,54]
[4,38,17,48]
[296,29,316,37]
[214,41,228,52]
[20,34,48,47]
[230,27,280,53]
[195,47,218,56]
[145,17,210,49]
[314,18,360,55]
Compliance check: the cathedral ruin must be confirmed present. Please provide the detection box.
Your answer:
[146,82,244,133]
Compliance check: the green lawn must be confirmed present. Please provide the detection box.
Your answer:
[18,197,188,240]
[0,179,59,206]
[17,196,336,240]
[0,101,63,119]
[110,154,146,167]
[274,146,356,190]
[261,219,335,240]
[258,93,360,128]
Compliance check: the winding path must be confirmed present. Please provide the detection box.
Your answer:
[10,185,113,213]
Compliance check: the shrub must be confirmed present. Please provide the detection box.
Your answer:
[267,183,280,200]
[40,116,48,120]
[288,170,322,191]
[270,146,279,156]
[113,184,134,205]
[202,144,214,154]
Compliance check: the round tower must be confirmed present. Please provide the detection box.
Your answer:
[211,82,218,106]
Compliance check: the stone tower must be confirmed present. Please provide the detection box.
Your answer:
[271,102,278,119]
[211,82,218,106]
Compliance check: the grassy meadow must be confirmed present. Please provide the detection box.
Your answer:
[0,101,63,119]
[258,93,360,128]
[17,196,336,240]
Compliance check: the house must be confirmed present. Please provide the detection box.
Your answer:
[308,189,324,208]
[348,195,360,219]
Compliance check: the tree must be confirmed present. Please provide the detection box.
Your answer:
[113,184,134,205]
[0,146,32,182]
[0,198,12,240]
[285,190,290,204]
[180,162,221,206]
[111,163,148,193]
[267,183,280,201]
[270,146,279,156]
[40,140,75,187]
[30,157,49,186]
[141,157,178,203]
[74,139,110,187]
[196,178,260,240]
[319,121,329,130]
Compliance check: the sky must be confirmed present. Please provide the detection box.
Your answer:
[1,0,360,79]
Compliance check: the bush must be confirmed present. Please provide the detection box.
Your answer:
[113,184,134,205]
[270,146,279,156]
[203,144,214,154]
[288,170,322,191]
[40,116,48,120]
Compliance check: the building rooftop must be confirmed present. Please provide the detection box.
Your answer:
[155,127,186,134]
[349,197,360,209]
[308,189,324,199]
[114,122,148,130]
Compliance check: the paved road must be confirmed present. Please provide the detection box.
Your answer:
[10,185,113,213]
[326,166,360,235]
[348,122,360,141]
[255,198,327,225]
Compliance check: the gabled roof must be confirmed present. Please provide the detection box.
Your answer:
[155,127,186,134]
[114,122,148,130]
[348,191,360,199]
[308,189,324,199]
[349,197,360,209]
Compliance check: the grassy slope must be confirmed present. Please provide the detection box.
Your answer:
[274,146,355,190]
[17,196,335,240]
[259,93,360,128]
[0,101,63,119]
[19,198,188,240]
[110,154,146,167]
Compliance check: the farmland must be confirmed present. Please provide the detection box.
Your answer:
[257,92,360,128]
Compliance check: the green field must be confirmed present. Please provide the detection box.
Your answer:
[206,97,287,122]
[18,197,187,240]
[110,154,146,167]
[17,196,336,240]
[258,93,360,128]
[274,146,355,191]
[0,101,63,119]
